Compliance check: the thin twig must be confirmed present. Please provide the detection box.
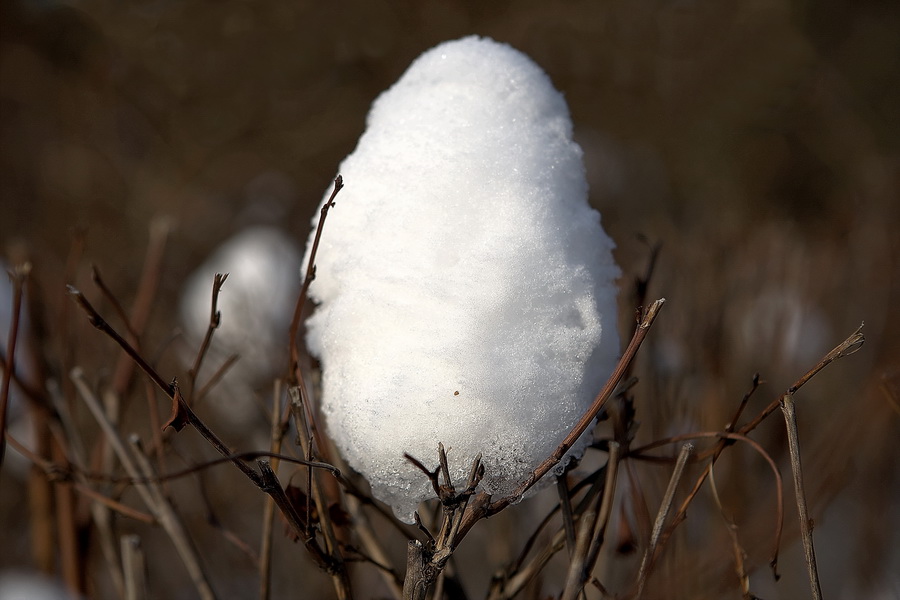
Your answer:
[68,289,259,483]
[345,494,404,600]
[91,225,169,594]
[631,236,661,317]
[583,441,621,590]
[708,460,751,599]
[488,528,566,600]
[288,175,343,381]
[402,448,484,599]
[57,234,86,596]
[68,286,170,392]
[109,217,171,398]
[557,473,578,557]
[490,464,617,600]
[0,263,29,468]
[287,387,346,582]
[194,353,239,404]
[3,432,155,524]
[256,459,350,598]
[46,375,127,596]
[561,504,598,600]
[188,273,229,400]
[780,393,823,600]
[91,265,140,341]
[635,442,693,599]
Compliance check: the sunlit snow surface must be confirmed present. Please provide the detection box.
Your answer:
[305,36,620,522]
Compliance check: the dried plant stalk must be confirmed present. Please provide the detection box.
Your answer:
[781,393,823,600]
[635,442,694,599]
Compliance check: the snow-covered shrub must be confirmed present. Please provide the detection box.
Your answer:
[305,36,620,522]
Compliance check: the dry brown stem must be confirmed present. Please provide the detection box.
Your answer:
[634,442,693,599]
[780,393,823,600]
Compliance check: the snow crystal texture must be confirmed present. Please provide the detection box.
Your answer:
[305,36,620,523]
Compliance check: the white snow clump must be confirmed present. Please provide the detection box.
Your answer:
[180,226,301,424]
[305,36,620,523]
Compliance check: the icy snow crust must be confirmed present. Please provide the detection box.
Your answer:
[305,36,620,523]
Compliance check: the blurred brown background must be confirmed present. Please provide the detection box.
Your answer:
[1,0,898,599]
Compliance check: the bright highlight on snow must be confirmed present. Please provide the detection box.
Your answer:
[305,36,620,522]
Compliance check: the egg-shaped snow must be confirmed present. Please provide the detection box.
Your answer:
[305,36,620,522]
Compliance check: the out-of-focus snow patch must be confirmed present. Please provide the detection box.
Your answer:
[179,226,301,427]
[0,571,69,600]
[736,287,831,371]
[305,36,620,522]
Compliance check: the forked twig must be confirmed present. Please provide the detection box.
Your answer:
[402,446,484,600]
[187,272,229,400]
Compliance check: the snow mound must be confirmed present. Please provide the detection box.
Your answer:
[305,36,620,522]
